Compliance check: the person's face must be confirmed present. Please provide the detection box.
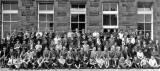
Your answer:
[98,48,101,51]
[149,41,152,44]
[104,47,107,51]
[17,41,19,43]
[23,41,26,44]
[53,56,55,59]
[76,57,78,60]
[3,48,6,51]
[156,40,159,44]
[93,47,96,51]
[60,56,63,59]
[151,56,154,59]
[146,33,149,37]
[50,47,53,50]
[38,41,40,44]
[134,57,137,60]
[45,47,48,50]
[10,49,13,52]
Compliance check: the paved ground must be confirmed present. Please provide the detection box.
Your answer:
[0,68,160,71]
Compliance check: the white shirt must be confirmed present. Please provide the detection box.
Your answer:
[148,59,158,67]
[137,52,144,60]
[93,32,99,38]
[36,32,42,37]
[83,44,89,52]
[67,32,73,38]
[54,37,61,45]
[131,37,135,44]
[118,33,124,40]
[35,44,42,50]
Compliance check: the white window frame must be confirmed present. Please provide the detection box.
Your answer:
[137,6,153,40]
[2,3,18,38]
[102,3,119,29]
[38,3,54,32]
[70,4,86,14]
[70,4,86,32]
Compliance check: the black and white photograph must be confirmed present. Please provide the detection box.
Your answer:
[0,0,160,71]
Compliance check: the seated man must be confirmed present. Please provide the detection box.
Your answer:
[95,55,105,69]
[132,56,140,68]
[82,55,89,69]
[49,56,58,69]
[113,46,121,68]
[137,49,144,60]
[42,47,50,69]
[124,56,132,68]
[21,50,32,69]
[14,58,22,69]
[148,56,160,68]
[74,56,81,69]
[140,56,149,68]
[0,47,8,68]
[102,47,109,69]
[58,56,66,68]
[88,58,96,69]
[66,56,74,69]
[7,55,15,69]
[108,46,115,68]
[37,56,44,69]
[118,57,126,69]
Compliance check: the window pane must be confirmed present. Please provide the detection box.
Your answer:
[145,23,151,30]
[103,15,110,25]
[145,14,151,23]
[103,3,110,11]
[71,23,78,32]
[111,15,117,25]
[3,3,10,10]
[47,14,53,21]
[3,22,10,37]
[138,2,152,11]
[39,22,47,32]
[71,14,78,22]
[137,14,144,23]
[39,3,46,10]
[137,23,144,30]
[137,2,144,8]
[11,14,18,21]
[39,14,46,21]
[79,23,85,31]
[49,23,54,30]
[3,14,10,21]
[110,3,117,11]
[11,22,18,32]
[79,14,85,22]
[11,3,18,10]
[144,3,152,11]
[71,4,78,8]
[145,31,151,37]
[47,3,54,10]
[79,4,85,8]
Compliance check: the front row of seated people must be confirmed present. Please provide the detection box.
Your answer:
[5,46,160,69]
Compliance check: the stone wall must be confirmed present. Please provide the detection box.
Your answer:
[0,0,160,40]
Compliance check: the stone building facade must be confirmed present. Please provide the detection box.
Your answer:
[0,0,160,41]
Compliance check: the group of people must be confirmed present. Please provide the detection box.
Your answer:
[0,29,160,70]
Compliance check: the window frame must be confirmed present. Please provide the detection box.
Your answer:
[2,3,18,38]
[38,3,54,32]
[70,4,86,32]
[70,4,86,14]
[137,3,153,40]
[102,3,119,29]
